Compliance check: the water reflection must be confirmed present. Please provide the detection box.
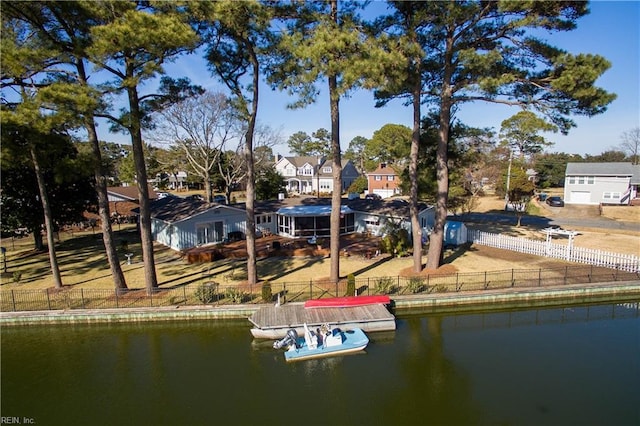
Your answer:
[1,302,638,426]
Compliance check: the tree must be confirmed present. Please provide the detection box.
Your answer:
[499,163,535,226]
[255,166,286,201]
[1,125,96,250]
[152,91,236,202]
[380,1,616,271]
[286,129,332,157]
[196,0,274,286]
[499,111,558,160]
[618,127,640,165]
[269,0,402,283]
[366,124,412,169]
[87,2,199,293]
[343,136,368,172]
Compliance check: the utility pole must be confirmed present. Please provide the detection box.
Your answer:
[505,149,513,205]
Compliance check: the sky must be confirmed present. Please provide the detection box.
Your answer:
[102,1,640,158]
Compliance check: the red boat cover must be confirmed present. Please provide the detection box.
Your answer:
[304,295,391,309]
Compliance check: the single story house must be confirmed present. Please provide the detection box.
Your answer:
[563,162,640,205]
[149,196,434,252]
[107,185,158,218]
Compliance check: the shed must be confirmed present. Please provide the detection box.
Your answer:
[444,221,467,247]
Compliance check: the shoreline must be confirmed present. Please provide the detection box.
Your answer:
[1,280,638,326]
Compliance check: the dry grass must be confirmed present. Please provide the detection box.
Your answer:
[1,195,637,292]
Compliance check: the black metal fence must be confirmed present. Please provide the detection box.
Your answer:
[1,264,638,312]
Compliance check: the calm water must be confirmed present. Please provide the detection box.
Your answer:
[2,302,638,426]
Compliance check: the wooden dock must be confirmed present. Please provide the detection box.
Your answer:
[248,303,396,339]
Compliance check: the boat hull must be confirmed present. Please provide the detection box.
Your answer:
[283,328,369,362]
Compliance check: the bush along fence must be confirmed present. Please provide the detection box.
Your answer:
[468,229,640,273]
[1,264,638,313]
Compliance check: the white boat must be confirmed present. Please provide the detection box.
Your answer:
[273,323,369,362]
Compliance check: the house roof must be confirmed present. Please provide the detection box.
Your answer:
[149,195,432,224]
[366,163,397,176]
[565,162,635,176]
[108,185,158,201]
[284,156,323,169]
[631,164,640,185]
[149,196,244,223]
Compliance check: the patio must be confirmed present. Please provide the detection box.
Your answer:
[184,233,382,263]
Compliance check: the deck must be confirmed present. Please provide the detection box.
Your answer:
[249,303,396,339]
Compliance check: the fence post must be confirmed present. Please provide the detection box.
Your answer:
[115,289,119,308]
[538,269,542,287]
[11,289,16,312]
[335,281,338,297]
[589,264,593,283]
[150,289,153,307]
[511,269,515,287]
[564,266,568,285]
[310,279,313,299]
[46,288,51,310]
[456,273,460,292]
[283,283,287,304]
[81,288,85,309]
[183,286,187,305]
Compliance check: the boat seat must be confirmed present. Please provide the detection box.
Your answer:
[303,323,318,349]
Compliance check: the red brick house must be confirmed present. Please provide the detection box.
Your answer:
[366,163,400,199]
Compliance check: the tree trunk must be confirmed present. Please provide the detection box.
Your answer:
[204,173,213,203]
[426,32,454,270]
[78,59,127,290]
[126,65,158,294]
[328,0,342,284]
[30,146,63,289]
[244,44,260,287]
[409,63,423,273]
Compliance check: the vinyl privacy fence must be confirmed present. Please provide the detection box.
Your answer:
[468,229,640,273]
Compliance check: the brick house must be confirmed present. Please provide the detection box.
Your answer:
[366,163,400,199]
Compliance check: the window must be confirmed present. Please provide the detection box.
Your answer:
[569,175,595,185]
[322,167,331,173]
[603,192,621,200]
[375,175,382,181]
[387,175,394,181]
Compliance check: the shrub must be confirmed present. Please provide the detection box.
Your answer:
[346,274,356,296]
[225,287,247,304]
[374,276,394,295]
[194,282,218,304]
[406,276,425,294]
[261,281,272,303]
[12,271,22,283]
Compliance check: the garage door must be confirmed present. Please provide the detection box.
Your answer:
[569,191,591,204]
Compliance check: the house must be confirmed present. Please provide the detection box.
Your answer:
[563,162,640,205]
[366,163,401,199]
[149,195,435,252]
[274,156,360,195]
[107,185,158,218]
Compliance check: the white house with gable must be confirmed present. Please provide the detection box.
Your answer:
[275,155,360,195]
[563,162,640,205]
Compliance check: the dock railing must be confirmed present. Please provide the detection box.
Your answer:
[1,264,638,312]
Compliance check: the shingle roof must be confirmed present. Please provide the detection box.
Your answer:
[150,195,432,223]
[565,162,634,176]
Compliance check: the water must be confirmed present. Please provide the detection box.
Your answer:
[2,303,638,426]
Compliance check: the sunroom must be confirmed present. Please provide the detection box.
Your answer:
[276,205,355,238]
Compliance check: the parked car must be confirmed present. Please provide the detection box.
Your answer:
[546,196,564,207]
[365,193,382,200]
[213,195,227,204]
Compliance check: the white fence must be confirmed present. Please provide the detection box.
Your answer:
[468,229,640,273]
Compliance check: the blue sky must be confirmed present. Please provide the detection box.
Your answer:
[116,1,639,158]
